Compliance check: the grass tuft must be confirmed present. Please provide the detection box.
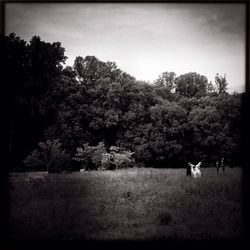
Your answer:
[158,211,173,225]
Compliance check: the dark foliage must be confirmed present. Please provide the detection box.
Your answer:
[3,33,243,171]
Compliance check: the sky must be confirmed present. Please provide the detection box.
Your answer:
[5,3,246,93]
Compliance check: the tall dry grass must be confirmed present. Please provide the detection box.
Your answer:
[8,167,242,240]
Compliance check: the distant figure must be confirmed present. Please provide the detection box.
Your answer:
[216,157,225,174]
[186,163,192,177]
[195,162,202,178]
[216,160,219,174]
[188,162,202,178]
[221,157,225,173]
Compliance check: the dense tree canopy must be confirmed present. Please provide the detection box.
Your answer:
[2,33,67,169]
[175,72,208,98]
[3,33,244,171]
[154,71,176,91]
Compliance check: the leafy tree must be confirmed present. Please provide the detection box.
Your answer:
[3,33,242,170]
[101,146,135,170]
[153,86,176,102]
[154,71,176,91]
[23,139,70,172]
[148,101,188,165]
[2,33,29,169]
[206,81,216,94]
[175,72,208,98]
[214,93,241,164]
[23,150,43,171]
[92,142,107,167]
[73,55,121,85]
[73,142,107,170]
[3,33,67,170]
[73,143,96,170]
[73,147,86,169]
[188,106,222,161]
[215,73,228,94]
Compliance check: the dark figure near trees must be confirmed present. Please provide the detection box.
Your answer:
[186,163,191,177]
[216,157,225,174]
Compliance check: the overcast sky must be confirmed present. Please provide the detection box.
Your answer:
[5,3,246,93]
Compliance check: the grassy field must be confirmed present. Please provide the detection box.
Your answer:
[8,167,242,240]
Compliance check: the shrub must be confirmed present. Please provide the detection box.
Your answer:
[23,149,44,170]
[73,141,107,170]
[23,139,70,172]
[113,152,134,169]
[100,153,111,170]
[92,142,107,167]
[73,144,95,170]
[101,146,135,170]
[73,143,134,170]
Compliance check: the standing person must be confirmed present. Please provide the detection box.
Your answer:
[221,157,225,173]
[216,157,225,174]
[187,162,192,177]
[216,160,220,174]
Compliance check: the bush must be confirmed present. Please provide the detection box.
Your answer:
[23,139,70,172]
[73,143,135,171]
[92,142,107,167]
[73,142,107,170]
[113,152,134,169]
[23,149,44,170]
[101,146,135,170]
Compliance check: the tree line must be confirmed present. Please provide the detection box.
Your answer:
[2,33,243,172]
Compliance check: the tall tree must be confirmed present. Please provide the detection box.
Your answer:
[3,33,242,170]
[154,71,176,91]
[73,55,122,85]
[175,72,208,98]
[215,73,228,94]
[2,33,67,169]
[2,33,29,169]
[188,106,222,161]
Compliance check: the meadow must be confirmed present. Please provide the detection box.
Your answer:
[8,167,242,240]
